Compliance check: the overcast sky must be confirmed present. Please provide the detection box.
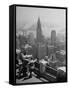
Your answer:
[16,6,66,36]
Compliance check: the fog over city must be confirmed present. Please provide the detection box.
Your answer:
[16,6,66,84]
[16,7,66,38]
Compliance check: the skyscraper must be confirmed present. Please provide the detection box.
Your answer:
[51,30,56,46]
[36,18,46,60]
[36,17,43,43]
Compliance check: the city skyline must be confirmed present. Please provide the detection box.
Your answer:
[16,6,66,38]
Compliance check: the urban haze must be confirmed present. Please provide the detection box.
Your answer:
[16,6,66,84]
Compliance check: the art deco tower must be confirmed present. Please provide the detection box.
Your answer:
[51,30,56,46]
[36,18,46,60]
[36,17,43,43]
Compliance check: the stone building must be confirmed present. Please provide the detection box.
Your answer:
[36,18,47,60]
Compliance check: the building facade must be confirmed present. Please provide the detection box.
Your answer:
[51,30,56,46]
[36,18,47,60]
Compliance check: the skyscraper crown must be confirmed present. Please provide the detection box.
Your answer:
[36,17,43,43]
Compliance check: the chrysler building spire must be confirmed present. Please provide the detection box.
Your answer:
[36,17,43,43]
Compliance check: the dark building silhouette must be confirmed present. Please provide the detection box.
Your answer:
[51,30,56,46]
[36,17,43,43]
[36,18,47,60]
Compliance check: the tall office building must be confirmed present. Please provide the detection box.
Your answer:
[47,30,57,64]
[36,18,46,60]
[51,30,56,46]
[36,17,43,43]
[47,45,55,57]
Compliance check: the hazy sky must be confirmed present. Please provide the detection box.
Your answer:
[16,6,66,37]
